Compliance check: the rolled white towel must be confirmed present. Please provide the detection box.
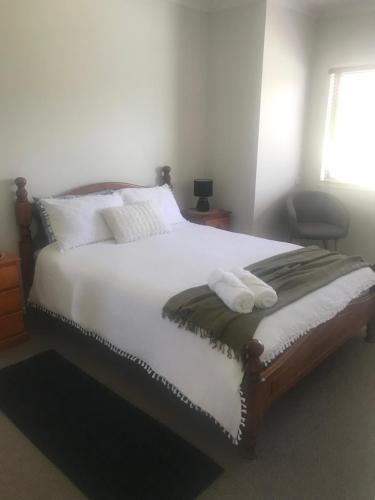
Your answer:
[208,269,255,314]
[231,267,278,309]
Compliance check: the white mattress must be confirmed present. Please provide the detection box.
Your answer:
[29,222,375,442]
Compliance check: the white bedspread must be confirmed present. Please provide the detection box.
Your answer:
[29,222,375,441]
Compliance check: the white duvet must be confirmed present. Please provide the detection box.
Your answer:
[29,222,375,441]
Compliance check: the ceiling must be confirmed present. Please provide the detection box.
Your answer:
[170,0,375,16]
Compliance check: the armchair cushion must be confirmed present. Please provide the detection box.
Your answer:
[287,191,350,241]
[297,222,346,240]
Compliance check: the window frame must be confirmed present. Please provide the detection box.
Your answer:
[321,64,375,189]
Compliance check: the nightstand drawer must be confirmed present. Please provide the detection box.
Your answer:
[0,312,25,340]
[182,208,232,231]
[207,218,230,230]
[0,288,22,316]
[0,264,19,292]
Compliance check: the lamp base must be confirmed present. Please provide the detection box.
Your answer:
[196,197,210,212]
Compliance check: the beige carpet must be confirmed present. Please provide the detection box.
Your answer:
[0,322,374,500]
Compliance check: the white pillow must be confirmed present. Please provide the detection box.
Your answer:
[102,200,171,244]
[119,185,185,225]
[40,192,123,251]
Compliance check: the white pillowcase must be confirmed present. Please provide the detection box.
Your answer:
[119,185,185,225]
[40,193,123,251]
[102,200,171,244]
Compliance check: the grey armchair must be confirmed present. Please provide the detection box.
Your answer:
[286,191,349,250]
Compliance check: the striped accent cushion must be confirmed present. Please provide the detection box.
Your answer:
[102,201,171,243]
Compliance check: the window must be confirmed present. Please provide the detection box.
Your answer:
[322,66,375,188]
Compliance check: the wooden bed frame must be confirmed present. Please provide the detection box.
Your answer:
[14,167,375,458]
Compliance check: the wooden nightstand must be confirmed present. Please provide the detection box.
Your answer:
[0,255,29,349]
[182,208,231,230]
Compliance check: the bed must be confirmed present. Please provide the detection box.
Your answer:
[14,168,375,458]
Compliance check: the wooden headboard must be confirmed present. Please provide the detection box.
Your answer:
[14,166,172,296]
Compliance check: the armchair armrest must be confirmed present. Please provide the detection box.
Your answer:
[286,194,299,237]
[325,197,350,235]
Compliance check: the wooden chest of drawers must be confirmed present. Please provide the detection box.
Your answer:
[0,255,29,349]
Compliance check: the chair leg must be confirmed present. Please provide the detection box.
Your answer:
[323,240,328,249]
[333,239,338,251]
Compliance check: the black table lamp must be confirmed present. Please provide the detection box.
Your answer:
[194,179,213,212]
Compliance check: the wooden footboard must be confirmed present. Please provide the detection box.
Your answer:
[240,290,375,458]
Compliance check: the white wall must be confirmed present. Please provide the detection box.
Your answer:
[253,1,314,240]
[0,0,207,253]
[207,1,267,234]
[6,0,369,260]
[303,12,375,261]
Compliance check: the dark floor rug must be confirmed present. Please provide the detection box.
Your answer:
[0,350,222,500]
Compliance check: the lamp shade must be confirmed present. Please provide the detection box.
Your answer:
[194,179,213,198]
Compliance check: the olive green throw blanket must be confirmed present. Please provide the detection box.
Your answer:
[162,247,368,360]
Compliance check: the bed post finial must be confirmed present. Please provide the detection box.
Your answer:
[242,339,264,379]
[160,166,172,188]
[15,177,34,297]
[15,177,28,202]
[240,339,266,460]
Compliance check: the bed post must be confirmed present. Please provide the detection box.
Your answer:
[15,177,34,297]
[239,339,267,459]
[159,166,172,188]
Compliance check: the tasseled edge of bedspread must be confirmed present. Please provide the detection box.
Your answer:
[162,309,241,362]
[28,301,247,446]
